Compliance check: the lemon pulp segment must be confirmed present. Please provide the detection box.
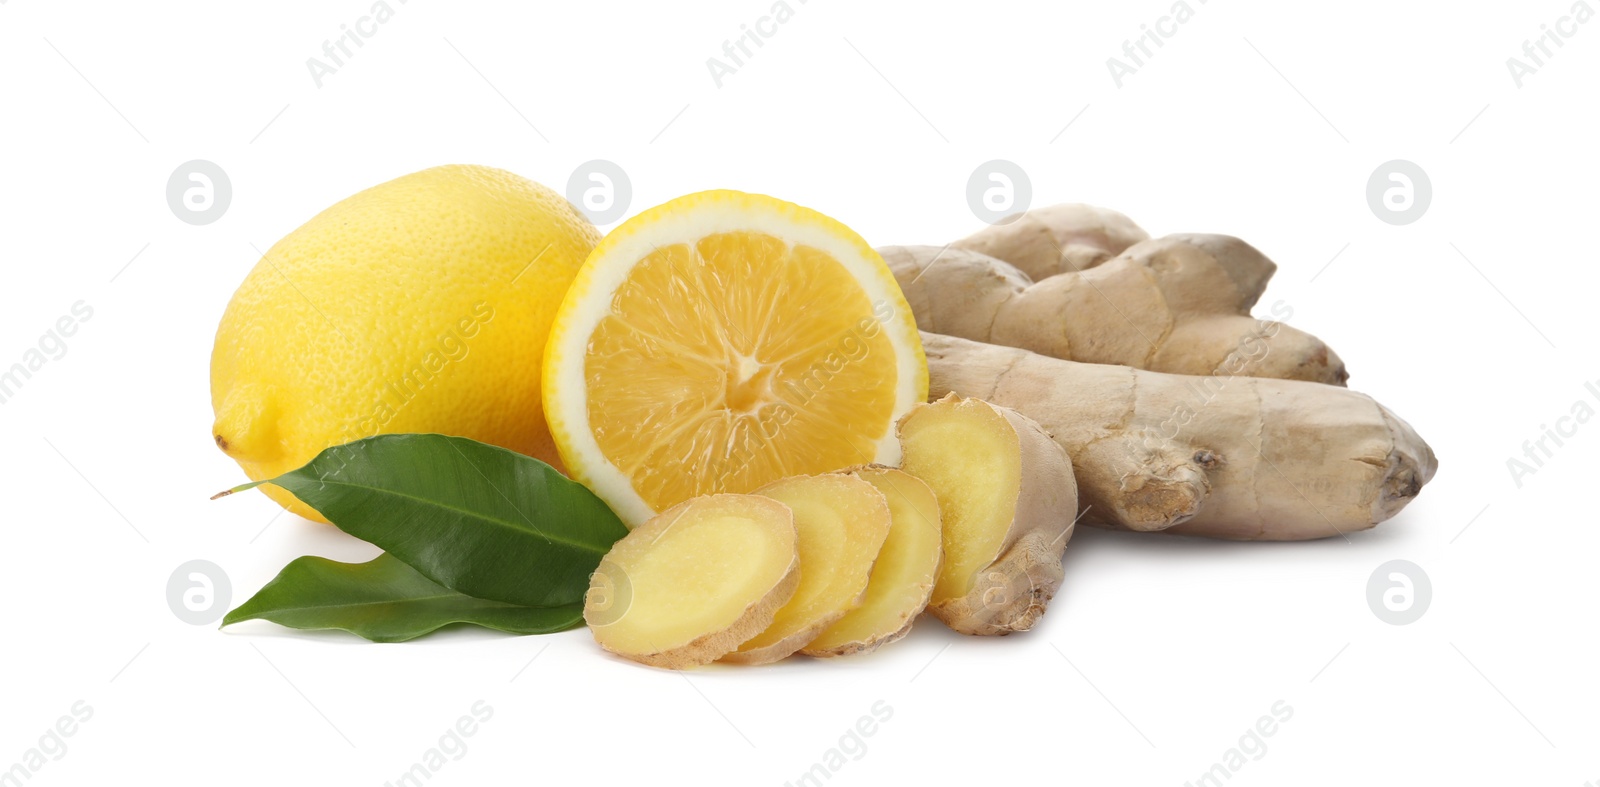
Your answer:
[584,231,897,511]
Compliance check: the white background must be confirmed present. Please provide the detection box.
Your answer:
[2,1,1596,784]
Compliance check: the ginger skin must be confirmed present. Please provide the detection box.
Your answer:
[899,395,1078,634]
[953,203,1149,280]
[882,234,1348,386]
[921,333,1435,540]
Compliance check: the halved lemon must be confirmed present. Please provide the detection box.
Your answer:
[543,191,927,527]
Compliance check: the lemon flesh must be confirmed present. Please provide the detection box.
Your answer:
[545,190,927,527]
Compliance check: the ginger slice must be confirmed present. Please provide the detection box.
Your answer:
[898,394,1078,635]
[585,494,798,669]
[803,467,943,657]
[722,474,892,665]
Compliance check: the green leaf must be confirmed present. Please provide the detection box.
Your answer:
[223,553,582,642]
[224,434,628,607]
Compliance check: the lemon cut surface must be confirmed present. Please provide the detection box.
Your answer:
[544,191,926,526]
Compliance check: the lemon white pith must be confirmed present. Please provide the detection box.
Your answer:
[543,190,927,527]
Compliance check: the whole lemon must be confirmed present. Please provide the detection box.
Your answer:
[210,165,601,522]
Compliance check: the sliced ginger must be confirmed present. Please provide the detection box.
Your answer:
[899,394,1078,635]
[585,494,799,670]
[803,467,943,657]
[722,474,892,665]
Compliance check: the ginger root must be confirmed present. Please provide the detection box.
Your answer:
[803,467,944,657]
[899,394,1078,635]
[882,234,1348,385]
[953,203,1149,279]
[922,333,1436,540]
[722,474,892,664]
[585,494,799,670]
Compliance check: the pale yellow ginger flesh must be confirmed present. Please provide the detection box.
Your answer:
[953,203,1149,280]
[902,406,1018,601]
[803,467,943,657]
[922,333,1438,540]
[722,474,892,664]
[882,234,1348,386]
[898,395,1078,635]
[585,494,798,670]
